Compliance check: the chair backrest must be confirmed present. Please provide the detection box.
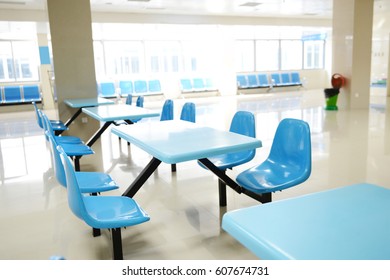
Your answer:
[134,80,147,94]
[268,118,311,177]
[23,85,41,101]
[247,74,259,87]
[193,78,205,90]
[125,94,133,105]
[119,80,134,95]
[271,73,281,84]
[291,72,301,84]
[230,111,256,138]
[281,73,291,84]
[46,131,67,187]
[148,79,161,93]
[39,110,56,139]
[180,79,192,92]
[160,99,174,121]
[99,82,116,97]
[57,145,88,221]
[136,95,144,107]
[180,102,196,123]
[229,111,256,160]
[32,101,44,128]
[4,85,22,103]
[258,74,269,86]
[236,75,248,88]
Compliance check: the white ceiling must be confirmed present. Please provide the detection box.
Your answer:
[0,0,334,19]
[0,0,389,20]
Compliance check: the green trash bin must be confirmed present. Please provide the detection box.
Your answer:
[324,88,340,111]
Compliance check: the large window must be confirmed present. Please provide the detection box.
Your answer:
[235,38,325,72]
[281,40,303,70]
[255,40,279,71]
[304,40,325,69]
[234,40,255,72]
[0,40,39,82]
[145,41,181,73]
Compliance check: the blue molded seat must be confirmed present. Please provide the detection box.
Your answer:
[119,80,134,97]
[4,85,22,103]
[271,73,282,86]
[32,101,68,133]
[237,118,311,199]
[291,72,302,85]
[57,145,150,260]
[180,79,193,92]
[41,112,94,171]
[193,78,205,91]
[148,79,161,94]
[258,74,270,87]
[160,99,174,121]
[180,102,196,123]
[40,110,83,145]
[236,75,248,88]
[99,82,116,98]
[198,111,256,206]
[134,80,147,94]
[23,85,41,102]
[46,132,118,193]
[247,74,259,88]
[204,78,216,90]
[281,73,292,85]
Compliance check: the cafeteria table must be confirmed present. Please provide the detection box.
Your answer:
[222,183,390,260]
[82,104,160,147]
[111,120,266,205]
[63,97,115,127]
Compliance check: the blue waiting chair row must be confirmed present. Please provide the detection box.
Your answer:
[0,84,42,105]
[98,79,162,98]
[180,78,217,93]
[237,72,302,91]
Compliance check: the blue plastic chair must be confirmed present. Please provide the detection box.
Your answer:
[198,111,256,206]
[247,74,259,88]
[46,132,118,194]
[57,145,150,260]
[119,80,134,97]
[160,99,174,121]
[236,75,248,88]
[148,79,162,94]
[23,85,41,102]
[180,79,193,92]
[180,102,196,123]
[41,112,94,171]
[39,110,83,145]
[98,82,116,98]
[237,118,311,203]
[3,85,22,103]
[134,80,147,95]
[32,101,67,134]
[117,95,145,144]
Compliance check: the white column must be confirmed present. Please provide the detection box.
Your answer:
[332,0,374,109]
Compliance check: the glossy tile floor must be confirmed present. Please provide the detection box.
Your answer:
[1,88,390,260]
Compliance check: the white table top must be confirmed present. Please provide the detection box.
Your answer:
[64,97,114,108]
[111,120,262,164]
[222,183,390,260]
[82,104,160,122]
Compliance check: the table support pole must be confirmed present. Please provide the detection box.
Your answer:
[86,121,113,147]
[122,157,162,198]
[64,108,82,127]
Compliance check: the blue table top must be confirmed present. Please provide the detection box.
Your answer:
[111,120,262,164]
[222,183,390,260]
[64,97,115,108]
[82,104,160,122]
